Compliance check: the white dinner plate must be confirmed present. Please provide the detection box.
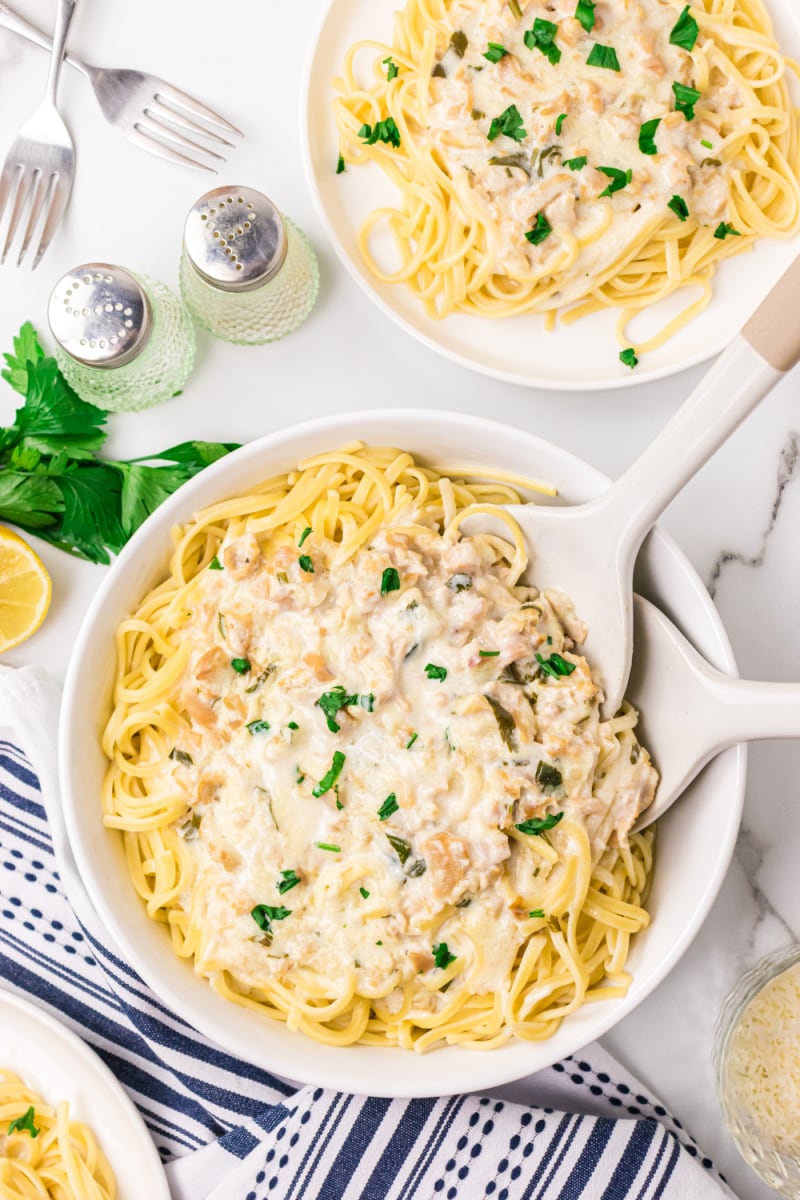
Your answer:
[0,989,170,1200]
[302,0,800,390]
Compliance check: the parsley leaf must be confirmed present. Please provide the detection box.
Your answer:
[535,761,563,793]
[620,348,639,369]
[673,81,701,120]
[337,153,346,174]
[298,526,312,547]
[565,155,588,171]
[386,833,411,864]
[586,43,620,71]
[8,1106,39,1138]
[516,811,564,835]
[598,166,632,197]
[383,55,399,80]
[525,213,552,246]
[298,554,314,573]
[251,904,291,943]
[488,104,527,142]
[669,6,699,51]
[246,719,270,734]
[668,194,690,221]
[359,118,401,147]
[484,42,507,64]
[313,750,346,797]
[536,652,576,679]
[555,113,567,136]
[638,117,661,155]
[529,908,546,919]
[378,792,399,820]
[208,556,223,569]
[317,686,372,733]
[360,886,370,899]
[231,658,251,674]
[523,19,561,65]
[575,0,595,32]
[714,221,741,239]
[277,869,300,894]
[381,566,400,594]
[424,663,448,681]
[433,942,456,969]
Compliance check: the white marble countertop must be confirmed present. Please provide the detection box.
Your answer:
[1,3,799,1197]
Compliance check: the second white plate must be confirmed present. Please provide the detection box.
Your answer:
[0,989,170,1200]
[302,0,800,391]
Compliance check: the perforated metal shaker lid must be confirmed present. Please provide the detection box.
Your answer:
[48,264,152,369]
[182,185,287,293]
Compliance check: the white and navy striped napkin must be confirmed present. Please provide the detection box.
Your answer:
[0,665,734,1200]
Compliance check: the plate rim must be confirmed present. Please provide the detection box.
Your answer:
[300,0,799,392]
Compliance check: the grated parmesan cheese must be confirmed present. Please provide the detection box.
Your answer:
[724,961,800,1158]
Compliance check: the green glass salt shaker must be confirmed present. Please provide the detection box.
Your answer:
[179,185,319,345]
[48,263,195,412]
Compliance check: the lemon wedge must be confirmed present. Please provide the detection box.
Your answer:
[0,527,52,653]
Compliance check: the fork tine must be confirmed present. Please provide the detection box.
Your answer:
[0,161,21,232]
[129,125,218,173]
[1,169,33,265]
[147,100,234,148]
[32,172,72,270]
[135,116,225,164]
[16,170,48,267]
[150,82,243,139]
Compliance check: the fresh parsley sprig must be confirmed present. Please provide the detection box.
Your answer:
[0,323,237,564]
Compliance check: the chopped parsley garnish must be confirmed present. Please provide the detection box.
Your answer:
[669,5,699,52]
[276,570,288,583]
[433,942,457,970]
[298,554,314,573]
[508,0,522,17]
[277,869,300,894]
[378,793,399,821]
[169,748,193,767]
[484,42,508,64]
[714,221,741,239]
[488,103,527,142]
[424,663,448,681]
[312,751,346,797]
[620,348,639,369]
[586,44,620,71]
[315,842,341,853]
[8,1107,39,1138]
[298,525,312,548]
[529,908,545,919]
[450,30,468,57]
[381,566,401,595]
[536,651,576,679]
[598,166,632,197]
[317,685,373,733]
[565,155,587,171]
[525,213,552,246]
[638,118,661,156]
[406,732,418,749]
[523,19,561,66]
[288,721,299,730]
[668,194,690,221]
[251,904,291,942]
[673,81,701,120]
[387,833,411,864]
[555,113,567,136]
[516,811,564,836]
[208,555,223,570]
[700,138,713,149]
[336,154,345,174]
[575,0,596,32]
[358,118,401,148]
[479,650,500,657]
[383,55,399,80]
[359,886,370,899]
[231,657,251,675]
[535,761,563,793]
[246,719,270,734]
[296,767,305,784]
[179,812,201,841]
[485,695,517,750]
[447,572,472,592]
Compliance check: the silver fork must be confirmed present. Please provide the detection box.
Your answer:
[0,0,77,269]
[0,1,242,172]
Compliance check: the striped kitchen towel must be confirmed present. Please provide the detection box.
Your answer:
[0,665,734,1200]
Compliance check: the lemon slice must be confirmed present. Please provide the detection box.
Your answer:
[0,527,52,653]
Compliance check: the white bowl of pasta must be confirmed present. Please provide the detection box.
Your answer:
[59,410,744,1097]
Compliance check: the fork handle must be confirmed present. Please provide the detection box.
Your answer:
[44,0,79,104]
[0,1,88,78]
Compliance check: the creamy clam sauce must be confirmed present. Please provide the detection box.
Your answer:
[428,0,738,302]
[161,521,657,1008]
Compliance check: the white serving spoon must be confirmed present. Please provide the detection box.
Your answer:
[466,255,800,717]
[629,594,800,831]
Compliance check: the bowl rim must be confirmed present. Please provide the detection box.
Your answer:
[58,408,745,1096]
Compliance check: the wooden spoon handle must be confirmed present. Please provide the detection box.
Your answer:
[743,254,800,372]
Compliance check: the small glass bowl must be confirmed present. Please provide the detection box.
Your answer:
[714,944,800,1197]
